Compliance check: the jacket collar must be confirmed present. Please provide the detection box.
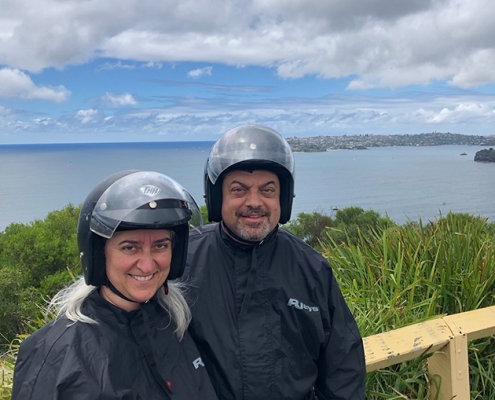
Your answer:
[85,289,158,325]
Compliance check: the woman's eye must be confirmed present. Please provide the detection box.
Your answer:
[155,241,171,250]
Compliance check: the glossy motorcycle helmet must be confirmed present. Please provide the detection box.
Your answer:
[204,124,295,224]
[78,170,202,287]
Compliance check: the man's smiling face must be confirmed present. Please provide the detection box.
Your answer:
[221,169,281,241]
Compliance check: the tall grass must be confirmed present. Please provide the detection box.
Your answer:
[0,337,20,400]
[0,362,13,400]
[322,212,495,399]
[1,314,48,399]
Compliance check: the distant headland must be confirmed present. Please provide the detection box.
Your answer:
[286,132,495,152]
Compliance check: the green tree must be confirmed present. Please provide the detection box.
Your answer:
[329,206,394,246]
[284,207,394,250]
[0,204,80,287]
[0,204,81,343]
[284,211,336,250]
[199,205,213,225]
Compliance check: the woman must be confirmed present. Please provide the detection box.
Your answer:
[12,170,218,400]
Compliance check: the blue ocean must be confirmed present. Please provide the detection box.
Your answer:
[1,142,495,232]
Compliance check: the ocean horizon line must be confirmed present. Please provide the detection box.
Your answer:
[0,140,217,148]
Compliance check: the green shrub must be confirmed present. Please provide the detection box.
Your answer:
[0,204,81,345]
[0,204,80,287]
[284,211,336,250]
[285,207,395,251]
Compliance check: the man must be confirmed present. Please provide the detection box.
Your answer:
[184,125,366,399]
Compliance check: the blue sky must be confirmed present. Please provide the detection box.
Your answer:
[1,0,495,144]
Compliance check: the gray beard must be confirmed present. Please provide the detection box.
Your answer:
[234,219,272,242]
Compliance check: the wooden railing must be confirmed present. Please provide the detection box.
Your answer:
[363,305,495,400]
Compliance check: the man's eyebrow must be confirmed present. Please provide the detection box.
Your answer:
[228,180,249,187]
[228,180,277,187]
[260,180,277,187]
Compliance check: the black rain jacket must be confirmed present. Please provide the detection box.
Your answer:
[12,290,218,400]
[183,223,366,400]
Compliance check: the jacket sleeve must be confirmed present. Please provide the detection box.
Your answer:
[314,273,366,400]
[12,334,103,400]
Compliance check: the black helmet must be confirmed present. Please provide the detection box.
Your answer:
[78,170,202,286]
[204,124,295,224]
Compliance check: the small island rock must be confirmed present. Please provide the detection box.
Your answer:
[474,148,495,162]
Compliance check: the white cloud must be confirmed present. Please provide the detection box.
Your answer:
[97,60,162,70]
[2,0,495,143]
[428,108,452,123]
[76,109,99,124]
[0,105,11,116]
[98,61,136,70]
[1,0,495,89]
[0,68,70,102]
[4,89,495,140]
[188,66,213,78]
[101,92,137,106]
[142,61,162,69]
[449,50,495,87]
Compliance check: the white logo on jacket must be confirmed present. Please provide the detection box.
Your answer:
[193,357,205,369]
[287,298,319,312]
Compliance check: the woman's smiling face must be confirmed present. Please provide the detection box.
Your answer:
[100,229,172,311]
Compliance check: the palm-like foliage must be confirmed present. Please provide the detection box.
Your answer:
[322,212,495,399]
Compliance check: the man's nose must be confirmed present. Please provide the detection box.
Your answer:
[245,189,263,207]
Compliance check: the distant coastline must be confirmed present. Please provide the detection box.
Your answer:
[3,133,495,156]
[286,132,495,152]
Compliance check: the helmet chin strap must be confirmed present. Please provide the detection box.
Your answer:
[104,279,139,303]
[103,278,169,305]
